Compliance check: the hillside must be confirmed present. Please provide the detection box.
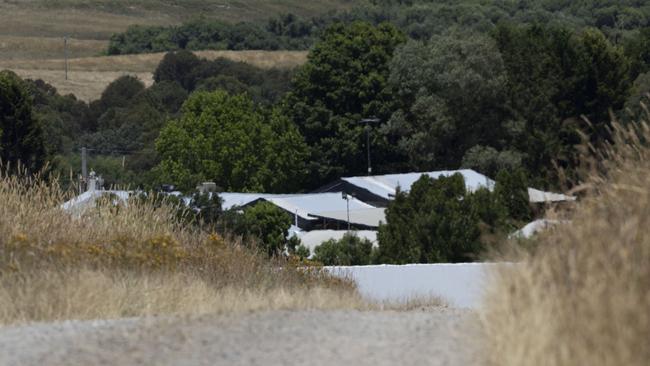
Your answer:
[0,0,355,60]
[0,50,307,101]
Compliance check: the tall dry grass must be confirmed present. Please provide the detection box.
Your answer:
[0,170,363,325]
[481,117,650,366]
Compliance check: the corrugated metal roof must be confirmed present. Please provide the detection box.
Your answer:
[61,190,131,212]
[309,208,386,228]
[261,193,375,221]
[527,188,576,203]
[510,219,569,239]
[341,169,495,199]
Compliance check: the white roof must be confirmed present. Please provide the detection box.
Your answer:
[510,219,569,239]
[527,188,576,203]
[309,208,386,228]
[296,230,378,257]
[218,192,294,211]
[341,169,495,199]
[61,190,131,213]
[340,169,575,203]
[261,193,375,221]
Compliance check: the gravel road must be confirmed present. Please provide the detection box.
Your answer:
[0,308,483,366]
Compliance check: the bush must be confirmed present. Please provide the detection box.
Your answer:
[482,121,650,366]
[237,201,292,257]
[313,233,375,266]
[377,174,482,264]
[0,171,359,325]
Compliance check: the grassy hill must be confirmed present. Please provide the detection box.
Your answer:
[0,0,327,99]
[0,50,307,101]
[0,0,356,60]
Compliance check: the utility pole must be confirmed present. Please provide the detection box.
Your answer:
[342,192,351,231]
[81,147,88,189]
[64,36,69,80]
[359,118,380,175]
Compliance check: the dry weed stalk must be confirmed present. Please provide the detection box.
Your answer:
[0,170,362,325]
[481,116,650,366]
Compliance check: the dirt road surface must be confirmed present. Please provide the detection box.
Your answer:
[0,308,483,366]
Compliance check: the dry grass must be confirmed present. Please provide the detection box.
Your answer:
[0,270,363,325]
[0,35,107,60]
[0,50,308,72]
[0,170,363,326]
[0,0,352,60]
[0,50,307,101]
[481,116,650,366]
[0,0,311,100]
[7,69,153,101]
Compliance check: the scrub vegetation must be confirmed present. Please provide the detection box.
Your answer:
[482,118,650,366]
[0,170,362,325]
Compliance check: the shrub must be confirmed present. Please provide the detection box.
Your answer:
[377,174,482,263]
[482,121,650,366]
[313,233,375,266]
[0,171,360,325]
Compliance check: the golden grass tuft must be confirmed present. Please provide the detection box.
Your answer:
[481,118,650,366]
[0,170,363,325]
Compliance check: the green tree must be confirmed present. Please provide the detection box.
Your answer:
[494,169,531,222]
[572,28,631,140]
[313,233,375,265]
[386,31,511,170]
[154,90,307,192]
[153,50,202,90]
[0,70,46,172]
[377,174,482,264]
[285,21,406,186]
[461,146,524,179]
[96,75,145,115]
[240,201,292,257]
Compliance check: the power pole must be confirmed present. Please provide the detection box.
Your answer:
[64,36,69,80]
[342,193,351,231]
[359,118,380,175]
[81,147,88,188]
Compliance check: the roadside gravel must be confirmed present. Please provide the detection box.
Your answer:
[0,308,483,366]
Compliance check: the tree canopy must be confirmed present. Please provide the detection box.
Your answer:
[0,71,46,172]
[285,21,406,187]
[154,90,307,192]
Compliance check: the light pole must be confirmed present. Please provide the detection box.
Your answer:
[359,118,380,175]
[342,192,351,231]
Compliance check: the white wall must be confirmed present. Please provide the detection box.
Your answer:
[324,263,507,309]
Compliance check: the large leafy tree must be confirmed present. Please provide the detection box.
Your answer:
[386,31,512,171]
[154,90,308,192]
[0,70,46,172]
[495,24,631,186]
[285,21,406,186]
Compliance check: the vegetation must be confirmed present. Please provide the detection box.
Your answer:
[2,3,650,268]
[285,21,406,186]
[154,90,307,192]
[482,120,650,366]
[0,71,46,173]
[105,1,650,55]
[313,233,376,266]
[0,171,361,325]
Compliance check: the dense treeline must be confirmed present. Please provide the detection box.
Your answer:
[3,6,650,262]
[106,0,650,55]
[5,21,650,191]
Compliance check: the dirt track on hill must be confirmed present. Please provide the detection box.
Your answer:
[0,309,483,366]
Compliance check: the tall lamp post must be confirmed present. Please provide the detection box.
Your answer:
[359,118,380,175]
[342,192,351,231]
